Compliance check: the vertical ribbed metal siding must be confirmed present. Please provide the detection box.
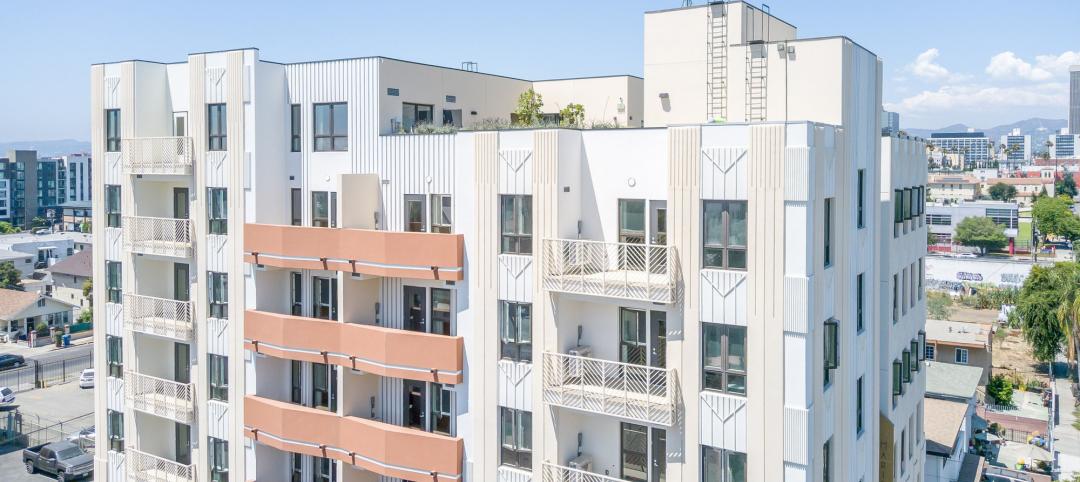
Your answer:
[472,132,500,482]
[377,134,456,232]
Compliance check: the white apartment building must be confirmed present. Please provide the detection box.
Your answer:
[61,153,93,203]
[1050,131,1079,159]
[998,129,1031,166]
[91,3,925,482]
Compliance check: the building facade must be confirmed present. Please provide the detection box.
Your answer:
[91,3,926,482]
[928,133,991,168]
[1050,132,1079,159]
[882,110,900,135]
[998,130,1030,166]
[925,201,1019,249]
[1070,65,1080,135]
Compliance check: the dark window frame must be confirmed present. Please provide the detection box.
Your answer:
[105,185,121,228]
[290,188,302,226]
[857,169,865,229]
[107,409,124,453]
[105,109,121,152]
[702,323,747,395]
[208,437,229,482]
[290,104,302,152]
[207,188,228,235]
[499,301,532,363]
[500,195,532,255]
[824,197,834,268]
[106,335,123,378]
[208,354,228,401]
[499,407,532,470]
[856,273,865,333]
[311,191,337,228]
[313,103,348,152]
[703,200,748,270]
[106,261,122,304]
[208,271,228,319]
[207,104,227,151]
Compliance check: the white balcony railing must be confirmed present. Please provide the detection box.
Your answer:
[125,371,194,424]
[543,352,677,426]
[542,239,678,304]
[126,448,194,482]
[543,463,629,482]
[123,293,193,341]
[123,216,192,258]
[122,137,194,175]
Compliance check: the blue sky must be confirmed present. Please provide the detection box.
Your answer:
[2,0,1078,141]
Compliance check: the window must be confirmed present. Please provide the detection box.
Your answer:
[893,189,902,224]
[431,288,453,336]
[105,185,121,227]
[290,104,301,152]
[209,437,228,482]
[927,214,952,226]
[902,268,909,316]
[918,258,924,300]
[430,194,452,233]
[892,274,899,323]
[208,272,228,319]
[824,198,834,267]
[105,109,121,152]
[290,272,302,316]
[107,409,124,452]
[500,195,532,254]
[208,104,227,151]
[106,335,123,378]
[313,103,348,151]
[823,438,833,482]
[209,354,228,401]
[431,383,454,436]
[902,188,911,221]
[312,363,338,412]
[405,194,426,232]
[208,188,227,235]
[856,376,864,436]
[443,109,462,127]
[290,453,303,482]
[857,169,865,229]
[856,273,864,333]
[290,360,302,404]
[911,340,921,373]
[925,344,936,361]
[106,261,122,304]
[900,430,907,475]
[703,200,747,270]
[955,347,969,364]
[402,103,434,132]
[902,349,912,383]
[703,323,746,395]
[312,276,337,321]
[311,191,337,228]
[824,318,839,387]
[386,88,399,96]
[892,359,903,397]
[702,446,746,482]
[499,301,532,363]
[314,456,336,482]
[290,188,301,226]
[499,407,532,470]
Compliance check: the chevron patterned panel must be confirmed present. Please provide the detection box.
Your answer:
[700,146,747,200]
[699,391,747,452]
[700,269,748,326]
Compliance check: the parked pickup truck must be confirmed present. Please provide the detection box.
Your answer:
[23,441,93,481]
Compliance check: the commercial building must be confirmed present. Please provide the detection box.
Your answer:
[929,132,991,168]
[1049,132,1079,159]
[1070,65,1080,134]
[91,3,925,482]
[925,201,1018,250]
[882,110,900,135]
[998,129,1031,166]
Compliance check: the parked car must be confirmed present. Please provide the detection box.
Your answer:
[956,252,978,258]
[0,387,13,404]
[0,354,26,371]
[23,441,93,481]
[78,369,94,389]
[65,426,95,448]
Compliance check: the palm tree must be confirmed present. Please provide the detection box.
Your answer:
[1054,264,1080,374]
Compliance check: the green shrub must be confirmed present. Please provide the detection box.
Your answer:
[987,374,1014,406]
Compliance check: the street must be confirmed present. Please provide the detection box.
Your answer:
[0,382,94,481]
[24,344,92,365]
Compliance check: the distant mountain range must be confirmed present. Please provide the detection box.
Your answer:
[906,118,1067,142]
[0,139,90,158]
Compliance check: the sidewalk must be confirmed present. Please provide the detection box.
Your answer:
[1054,371,1080,479]
[0,334,93,358]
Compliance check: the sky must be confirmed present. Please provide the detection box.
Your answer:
[2,0,1079,141]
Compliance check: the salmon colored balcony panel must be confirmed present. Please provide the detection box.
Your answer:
[244,223,464,281]
[244,310,463,384]
[245,395,463,481]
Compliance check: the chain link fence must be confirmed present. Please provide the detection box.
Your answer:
[0,354,91,393]
[0,411,95,451]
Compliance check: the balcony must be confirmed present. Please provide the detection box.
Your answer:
[123,293,193,341]
[245,310,463,384]
[542,352,678,426]
[542,239,678,304]
[126,448,194,482]
[244,395,463,481]
[125,371,194,424]
[123,216,193,258]
[544,462,628,482]
[244,223,464,281]
[122,137,194,175]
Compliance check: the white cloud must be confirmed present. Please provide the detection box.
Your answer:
[985,51,1053,81]
[885,82,1066,113]
[907,48,955,80]
[1035,51,1080,74]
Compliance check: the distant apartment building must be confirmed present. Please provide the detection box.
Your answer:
[0,150,92,229]
[998,129,1031,166]
[1050,131,1080,159]
[925,201,1019,251]
[0,149,38,227]
[91,3,926,482]
[929,132,991,168]
[928,174,979,203]
[882,110,900,135]
[1071,65,1080,134]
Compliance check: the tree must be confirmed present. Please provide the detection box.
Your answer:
[29,217,47,229]
[558,103,585,128]
[1017,264,1069,368]
[77,309,92,324]
[988,182,1017,201]
[1058,173,1078,198]
[0,222,17,234]
[79,221,91,233]
[953,216,1007,254]
[927,230,938,245]
[0,262,20,290]
[82,278,93,308]
[1032,195,1080,245]
[512,88,544,126]
[926,291,953,320]
[986,374,1014,406]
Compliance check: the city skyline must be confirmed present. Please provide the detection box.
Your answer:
[2,0,1079,141]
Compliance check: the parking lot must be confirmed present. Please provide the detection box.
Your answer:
[0,382,94,481]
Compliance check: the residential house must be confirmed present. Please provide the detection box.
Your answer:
[924,361,984,482]
[925,319,993,384]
